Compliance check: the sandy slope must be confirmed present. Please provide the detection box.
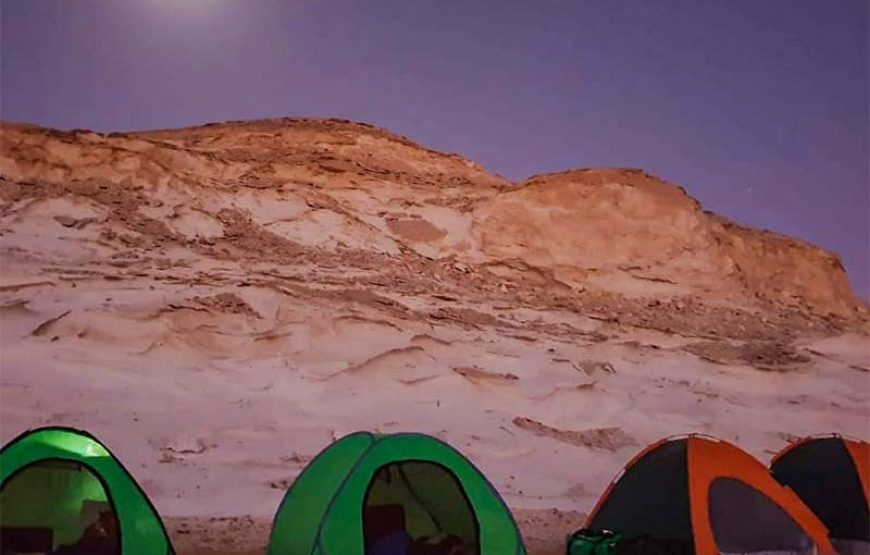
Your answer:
[0,119,867,552]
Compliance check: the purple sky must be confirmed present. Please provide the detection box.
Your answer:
[2,1,868,297]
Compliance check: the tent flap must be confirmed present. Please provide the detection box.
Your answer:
[1,427,173,555]
[268,432,526,555]
[586,436,835,555]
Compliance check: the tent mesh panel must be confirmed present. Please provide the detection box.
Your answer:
[1,460,121,554]
[363,461,480,555]
[708,477,814,554]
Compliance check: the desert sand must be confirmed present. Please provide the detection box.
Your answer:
[0,118,867,554]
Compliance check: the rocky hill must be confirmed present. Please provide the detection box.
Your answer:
[1,118,867,549]
[480,168,858,316]
[0,119,864,332]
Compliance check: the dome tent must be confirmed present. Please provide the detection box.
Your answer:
[0,426,173,555]
[771,435,869,555]
[267,431,526,555]
[581,435,835,555]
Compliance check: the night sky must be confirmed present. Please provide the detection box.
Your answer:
[2,1,867,297]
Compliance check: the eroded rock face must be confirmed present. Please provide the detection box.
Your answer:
[0,118,864,325]
[475,168,859,317]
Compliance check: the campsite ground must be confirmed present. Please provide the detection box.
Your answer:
[164,509,587,555]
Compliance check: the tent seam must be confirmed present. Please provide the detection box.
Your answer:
[396,464,445,533]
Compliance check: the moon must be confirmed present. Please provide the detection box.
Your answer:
[149,0,225,16]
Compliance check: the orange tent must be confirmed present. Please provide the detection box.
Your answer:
[772,435,869,554]
[586,435,835,555]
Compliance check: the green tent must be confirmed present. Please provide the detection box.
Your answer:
[268,432,526,555]
[1,426,173,555]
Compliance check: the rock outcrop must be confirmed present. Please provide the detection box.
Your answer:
[1,118,861,324]
[476,168,858,316]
